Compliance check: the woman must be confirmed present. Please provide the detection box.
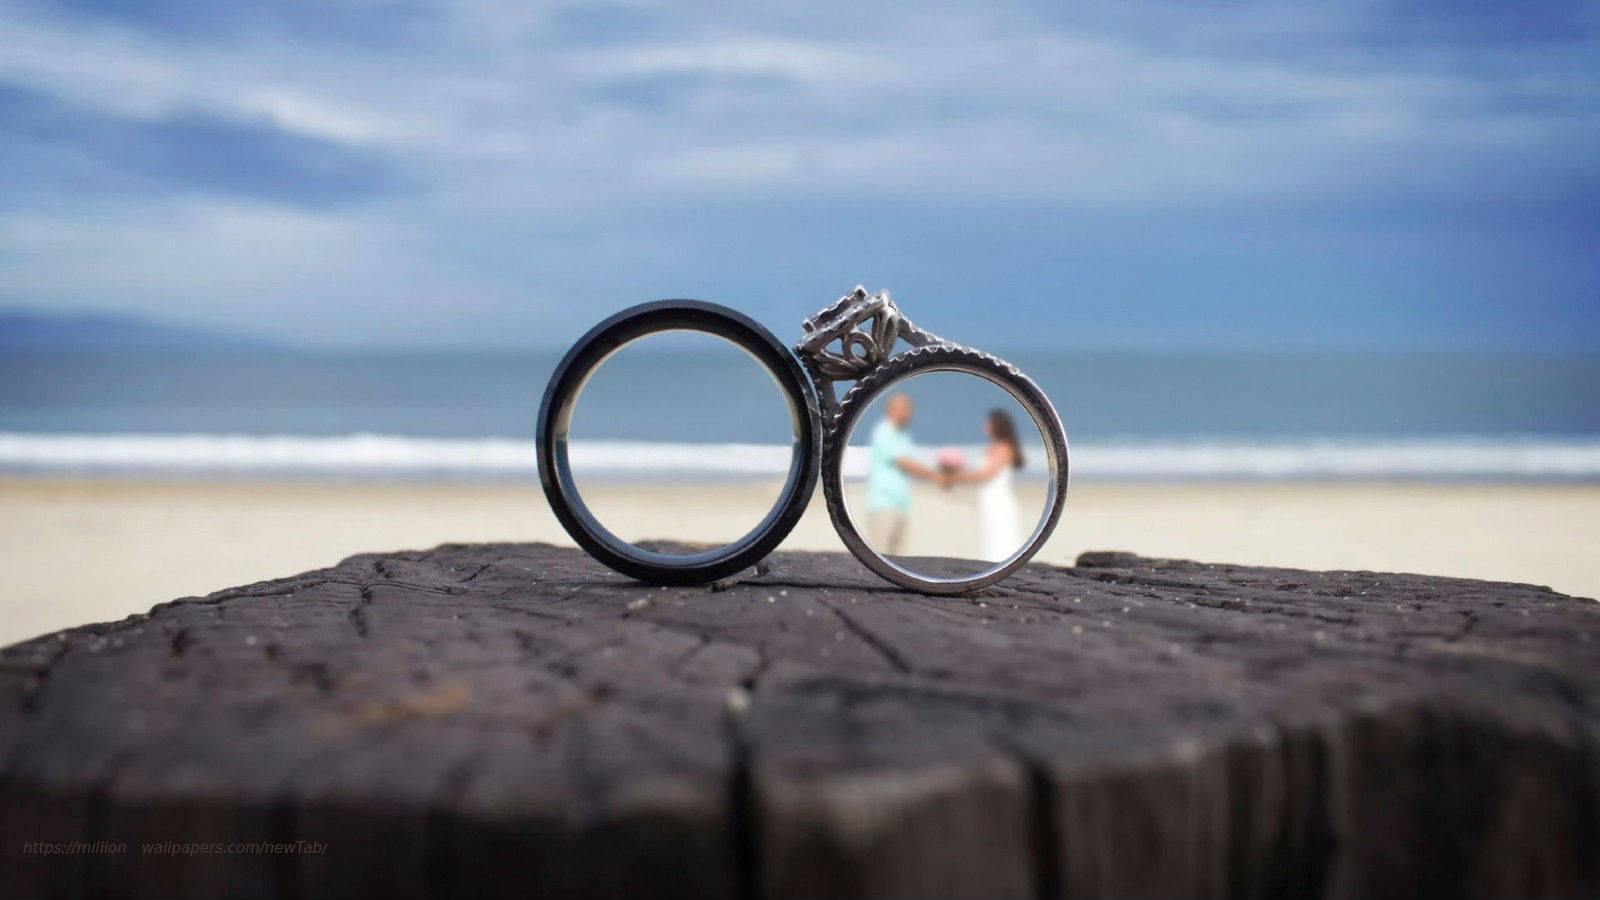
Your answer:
[948,409,1026,561]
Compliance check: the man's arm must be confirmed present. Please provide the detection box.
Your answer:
[895,457,939,481]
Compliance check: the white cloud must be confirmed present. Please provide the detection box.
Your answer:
[1,0,1594,345]
[5,1,1593,206]
[571,37,869,83]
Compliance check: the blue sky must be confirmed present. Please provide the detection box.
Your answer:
[1,0,1596,351]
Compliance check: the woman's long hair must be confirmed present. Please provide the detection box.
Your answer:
[987,409,1025,470]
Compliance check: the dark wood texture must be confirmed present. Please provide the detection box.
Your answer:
[2,544,1597,899]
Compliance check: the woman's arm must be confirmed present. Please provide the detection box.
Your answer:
[952,444,1011,484]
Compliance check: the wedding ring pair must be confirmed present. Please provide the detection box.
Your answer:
[537,287,1069,594]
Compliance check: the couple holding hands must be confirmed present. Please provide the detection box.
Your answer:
[863,393,1026,563]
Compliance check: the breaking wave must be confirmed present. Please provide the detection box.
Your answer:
[2,432,1599,481]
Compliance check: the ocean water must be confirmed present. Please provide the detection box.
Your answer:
[1,350,1597,480]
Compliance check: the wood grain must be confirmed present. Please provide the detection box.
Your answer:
[2,544,1597,899]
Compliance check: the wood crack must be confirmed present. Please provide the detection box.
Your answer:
[817,597,912,674]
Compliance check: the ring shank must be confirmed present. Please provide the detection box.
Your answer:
[819,345,1069,594]
[537,301,821,585]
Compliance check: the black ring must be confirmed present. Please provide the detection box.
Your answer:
[537,301,821,585]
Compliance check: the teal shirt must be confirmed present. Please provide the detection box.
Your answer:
[866,420,914,511]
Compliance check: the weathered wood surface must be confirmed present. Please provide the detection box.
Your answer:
[2,543,1597,900]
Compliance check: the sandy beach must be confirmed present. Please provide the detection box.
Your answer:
[1,477,1596,647]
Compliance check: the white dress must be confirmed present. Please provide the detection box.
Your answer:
[978,463,1020,562]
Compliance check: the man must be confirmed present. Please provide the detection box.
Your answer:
[864,393,941,555]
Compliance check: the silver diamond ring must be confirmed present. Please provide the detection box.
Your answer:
[797,287,1070,593]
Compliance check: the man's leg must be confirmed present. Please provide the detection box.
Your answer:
[886,510,907,555]
[868,510,908,556]
[867,510,892,550]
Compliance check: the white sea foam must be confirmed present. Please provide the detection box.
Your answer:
[1,433,1598,480]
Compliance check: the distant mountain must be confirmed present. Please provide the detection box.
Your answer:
[0,309,283,353]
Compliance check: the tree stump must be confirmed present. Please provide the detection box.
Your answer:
[2,543,1597,899]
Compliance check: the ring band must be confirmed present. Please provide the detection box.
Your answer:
[818,344,1069,594]
[798,288,1070,594]
[536,300,821,585]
